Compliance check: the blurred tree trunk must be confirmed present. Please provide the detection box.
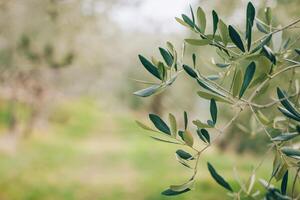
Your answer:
[150,93,164,115]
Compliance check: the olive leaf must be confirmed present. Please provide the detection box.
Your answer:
[239,62,256,98]
[210,99,217,125]
[149,114,171,135]
[207,162,233,192]
[138,55,161,80]
[197,6,206,33]
[212,10,219,36]
[169,113,177,136]
[159,47,173,67]
[246,2,255,51]
[185,39,210,46]
[281,171,288,195]
[228,25,245,52]
[277,88,300,122]
[133,84,162,97]
[176,149,194,160]
[262,45,276,65]
[183,64,198,78]
[197,129,210,143]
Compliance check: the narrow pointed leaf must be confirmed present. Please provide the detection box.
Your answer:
[149,114,171,135]
[169,113,177,136]
[182,14,195,28]
[133,84,162,97]
[210,99,217,124]
[184,111,188,130]
[256,20,269,34]
[170,179,194,192]
[246,2,255,50]
[176,149,193,160]
[138,55,161,80]
[281,147,300,159]
[197,7,206,33]
[218,19,230,46]
[159,47,173,67]
[278,107,300,122]
[161,188,190,196]
[183,64,198,78]
[281,171,288,195]
[185,39,210,46]
[262,45,276,64]
[207,162,233,192]
[239,62,256,98]
[197,90,231,103]
[197,129,210,143]
[183,130,194,147]
[251,34,272,53]
[271,132,299,141]
[150,136,181,144]
[277,87,300,118]
[232,69,242,97]
[193,120,212,128]
[212,10,219,36]
[228,25,245,52]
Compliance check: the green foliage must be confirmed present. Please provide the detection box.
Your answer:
[134,2,300,199]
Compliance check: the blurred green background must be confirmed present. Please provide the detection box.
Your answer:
[0,0,299,199]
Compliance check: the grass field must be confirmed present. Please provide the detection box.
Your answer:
[0,99,292,200]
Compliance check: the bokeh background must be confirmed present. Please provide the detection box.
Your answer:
[0,0,299,199]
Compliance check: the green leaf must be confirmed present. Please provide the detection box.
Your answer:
[295,48,300,55]
[184,111,188,130]
[212,10,219,36]
[183,130,194,147]
[176,149,193,160]
[239,62,256,98]
[135,120,158,132]
[256,20,269,34]
[192,53,196,67]
[228,25,245,52]
[281,147,300,159]
[278,107,300,122]
[218,19,230,46]
[138,55,161,80]
[246,2,255,51]
[197,90,231,103]
[232,69,242,97]
[277,88,300,118]
[207,162,233,192]
[169,113,177,136]
[149,114,171,135]
[183,64,198,78]
[170,179,194,192]
[133,84,162,97]
[192,120,212,128]
[185,39,210,46]
[271,132,299,142]
[189,5,195,25]
[265,7,272,25]
[281,171,288,195]
[182,14,195,28]
[175,17,190,28]
[216,63,230,68]
[262,45,276,64]
[159,47,173,67]
[161,188,190,196]
[210,99,217,125]
[251,34,272,53]
[197,7,206,33]
[197,129,210,143]
[150,136,181,144]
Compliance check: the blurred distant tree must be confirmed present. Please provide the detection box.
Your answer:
[135,1,300,199]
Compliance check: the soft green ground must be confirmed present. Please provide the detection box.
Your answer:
[0,99,286,200]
